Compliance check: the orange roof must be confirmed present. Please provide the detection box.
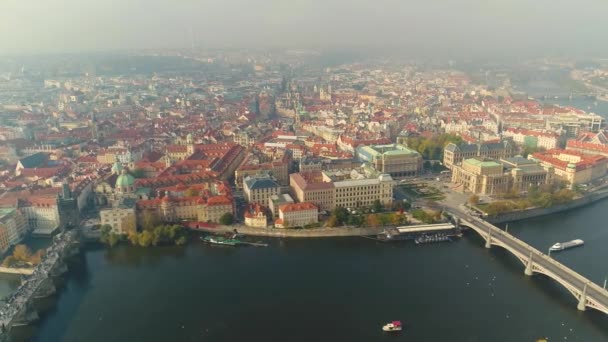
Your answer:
[279,202,318,213]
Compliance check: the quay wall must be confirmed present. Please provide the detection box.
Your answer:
[0,267,34,275]
[194,225,384,238]
[485,189,608,225]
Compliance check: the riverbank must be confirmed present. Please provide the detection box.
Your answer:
[193,225,384,238]
[484,186,608,224]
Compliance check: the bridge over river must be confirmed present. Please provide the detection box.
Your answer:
[0,230,79,339]
[450,210,608,315]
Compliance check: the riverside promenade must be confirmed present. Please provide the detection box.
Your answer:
[195,225,384,238]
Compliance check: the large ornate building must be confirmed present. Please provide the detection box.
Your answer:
[356,143,422,178]
[451,157,554,195]
[443,141,515,170]
[289,168,393,211]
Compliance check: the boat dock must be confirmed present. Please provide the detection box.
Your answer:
[378,223,460,241]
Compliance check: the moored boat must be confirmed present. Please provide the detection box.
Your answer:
[201,235,242,246]
[382,320,402,332]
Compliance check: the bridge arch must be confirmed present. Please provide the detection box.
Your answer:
[460,217,608,314]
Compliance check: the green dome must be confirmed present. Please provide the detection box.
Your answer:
[115,170,135,188]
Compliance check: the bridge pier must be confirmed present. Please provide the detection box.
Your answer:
[485,227,492,249]
[525,252,534,276]
[578,283,588,311]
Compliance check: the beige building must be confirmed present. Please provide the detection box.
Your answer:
[100,201,137,235]
[276,202,318,228]
[444,141,515,170]
[531,149,608,188]
[0,208,27,247]
[357,144,422,178]
[289,169,393,212]
[451,157,554,195]
[137,195,234,224]
[244,204,268,228]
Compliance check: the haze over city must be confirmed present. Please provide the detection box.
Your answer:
[1,0,608,57]
[2,1,608,342]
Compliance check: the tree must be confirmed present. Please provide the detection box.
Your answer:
[366,214,380,227]
[108,233,120,247]
[175,236,187,245]
[127,231,139,245]
[13,245,32,261]
[131,169,145,179]
[138,231,154,247]
[29,250,45,265]
[372,200,384,213]
[468,195,480,206]
[332,207,349,224]
[141,210,160,231]
[100,224,112,244]
[390,213,406,226]
[219,213,234,225]
[378,214,391,226]
[327,215,339,227]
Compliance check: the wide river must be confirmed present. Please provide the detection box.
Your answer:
[4,98,608,342]
[0,196,605,342]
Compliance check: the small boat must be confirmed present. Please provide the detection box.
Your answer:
[201,235,242,246]
[549,239,584,252]
[382,321,402,332]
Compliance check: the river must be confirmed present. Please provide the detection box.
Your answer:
[1,197,604,342]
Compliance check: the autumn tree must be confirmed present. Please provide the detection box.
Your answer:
[468,195,479,206]
[13,245,32,261]
[366,214,380,227]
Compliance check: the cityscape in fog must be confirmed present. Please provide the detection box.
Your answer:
[0,1,608,342]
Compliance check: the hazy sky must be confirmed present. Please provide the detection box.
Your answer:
[1,0,607,56]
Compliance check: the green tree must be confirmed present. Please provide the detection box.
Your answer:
[131,169,145,178]
[176,236,187,245]
[332,207,349,224]
[100,224,112,244]
[108,233,120,247]
[219,213,235,225]
[372,200,384,213]
[378,214,391,226]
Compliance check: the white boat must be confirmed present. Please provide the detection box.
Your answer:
[382,321,402,332]
[549,239,584,252]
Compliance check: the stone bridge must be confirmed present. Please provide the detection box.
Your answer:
[456,213,608,314]
[0,230,80,340]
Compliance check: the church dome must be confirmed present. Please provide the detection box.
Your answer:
[115,170,135,189]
